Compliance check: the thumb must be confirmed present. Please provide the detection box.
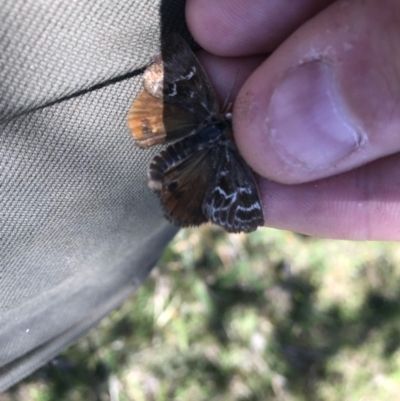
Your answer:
[234,0,400,184]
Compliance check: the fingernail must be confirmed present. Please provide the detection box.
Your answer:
[268,61,363,169]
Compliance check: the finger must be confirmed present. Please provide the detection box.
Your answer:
[196,50,264,105]
[259,153,400,240]
[186,0,334,56]
[234,0,400,184]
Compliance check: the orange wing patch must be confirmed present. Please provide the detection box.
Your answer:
[127,90,197,149]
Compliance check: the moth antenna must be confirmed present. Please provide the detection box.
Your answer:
[222,68,240,115]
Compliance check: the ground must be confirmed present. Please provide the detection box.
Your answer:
[3,226,400,401]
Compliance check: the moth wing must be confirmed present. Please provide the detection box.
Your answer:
[127,90,198,148]
[149,138,213,227]
[147,34,219,121]
[202,145,264,233]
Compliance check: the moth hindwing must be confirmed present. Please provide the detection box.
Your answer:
[127,34,264,233]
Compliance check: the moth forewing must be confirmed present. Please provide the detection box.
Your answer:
[127,34,264,232]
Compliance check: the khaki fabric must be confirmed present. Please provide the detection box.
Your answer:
[0,0,188,391]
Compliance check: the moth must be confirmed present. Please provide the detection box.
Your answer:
[127,34,264,233]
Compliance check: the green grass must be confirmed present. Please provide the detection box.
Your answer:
[4,226,400,400]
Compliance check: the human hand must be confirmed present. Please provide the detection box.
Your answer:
[186,0,400,240]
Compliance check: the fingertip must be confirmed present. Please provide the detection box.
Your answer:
[186,0,276,56]
[195,51,264,106]
[234,57,367,184]
[186,0,232,56]
[234,0,400,185]
[187,0,334,56]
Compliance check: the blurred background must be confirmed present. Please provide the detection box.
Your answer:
[2,226,400,401]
